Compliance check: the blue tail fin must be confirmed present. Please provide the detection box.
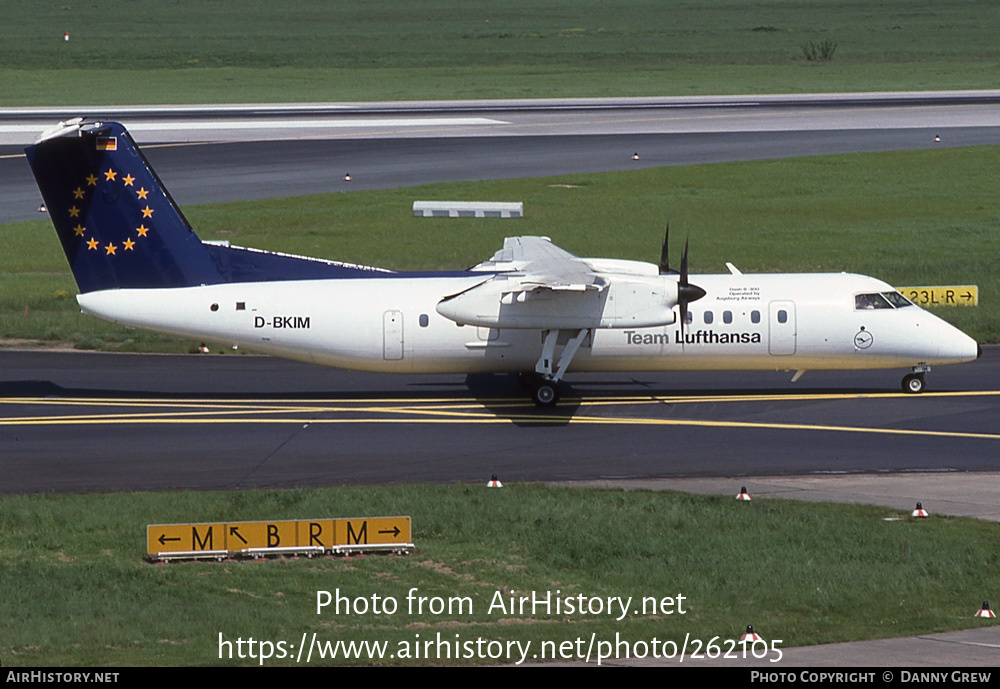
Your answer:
[25,120,224,293]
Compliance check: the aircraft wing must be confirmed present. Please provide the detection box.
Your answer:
[439,236,677,329]
[474,236,605,293]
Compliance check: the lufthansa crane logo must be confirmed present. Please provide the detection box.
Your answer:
[854,329,873,349]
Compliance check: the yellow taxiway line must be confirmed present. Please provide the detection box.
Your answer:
[1,390,999,442]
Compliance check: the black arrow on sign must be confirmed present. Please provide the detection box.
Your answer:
[229,527,248,544]
[158,534,181,545]
[378,526,401,537]
[962,292,973,302]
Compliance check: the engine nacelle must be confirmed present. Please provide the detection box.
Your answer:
[436,274,679,329]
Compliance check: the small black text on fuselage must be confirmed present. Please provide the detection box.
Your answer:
[254,316,311,329]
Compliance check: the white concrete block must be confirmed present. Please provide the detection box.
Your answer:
[413,201,523,218]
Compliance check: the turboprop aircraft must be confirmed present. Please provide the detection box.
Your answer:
[25,119,981,406]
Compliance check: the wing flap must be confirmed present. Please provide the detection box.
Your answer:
[473,236,605,293]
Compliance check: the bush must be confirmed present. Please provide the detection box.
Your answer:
[802,39,838,61]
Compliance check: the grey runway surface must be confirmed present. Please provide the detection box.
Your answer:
[4,129,998,223]
[3,94,999,222]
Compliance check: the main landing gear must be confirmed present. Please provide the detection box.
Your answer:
[532,380,560,407]
[518,373,562,407]
[523,328,588,407]
[901,365,931,394]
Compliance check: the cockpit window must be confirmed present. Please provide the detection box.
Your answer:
[855,293,892,309]
[881,291,913,308]
[855,292,913,310]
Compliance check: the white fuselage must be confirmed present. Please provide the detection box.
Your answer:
[77,271,979,375]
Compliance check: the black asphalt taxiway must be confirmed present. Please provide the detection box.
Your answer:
[1,349,996,494]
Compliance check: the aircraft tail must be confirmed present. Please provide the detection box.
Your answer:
[24,119,223,293]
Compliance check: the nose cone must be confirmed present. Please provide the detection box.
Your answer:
[933,319,980,364]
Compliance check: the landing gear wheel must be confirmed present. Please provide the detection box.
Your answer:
[902,373,926,394]
[533,382,560,408]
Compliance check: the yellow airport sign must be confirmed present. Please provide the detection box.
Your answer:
[335,517,411,546]
[299,520,336,549]
[897,285,978,307]
[147,516,412,559]
[147,522,227,555]
[231,520,301,550]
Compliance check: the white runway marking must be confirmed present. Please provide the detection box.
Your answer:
[130,117,509,131]
[0,118,507,134]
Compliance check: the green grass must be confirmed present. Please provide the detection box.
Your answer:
[0,484,997,666]
[1,0,998,104]
[4,146,999,349]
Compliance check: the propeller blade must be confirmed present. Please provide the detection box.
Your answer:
[676,237,706,342]
[658,224,675,275]
[680,237,689,282]
[656,229,706,342]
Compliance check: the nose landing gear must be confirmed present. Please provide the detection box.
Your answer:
[902,365,931,394]
[902,373,925,394]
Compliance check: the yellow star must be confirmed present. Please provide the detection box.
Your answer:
[104,168,117,182]
[73,187,85,199]
[86,174,98,186]
[123,238,135,251]
[141,206,154,218]
[68,206,80,217]
[105,243,117,255]
[123,174,135,187]
[136,225,149,237]
[87,238,99,250]
[136,187,148,200]
[73,224,86,236]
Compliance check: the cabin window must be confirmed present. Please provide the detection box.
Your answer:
[723,310,733,324]
[685,311,693,324]
[881,291,913,308]
[704,311,714,324]
[750,310,760,324]
[855,293,893,310]
[419,314,429,327]
[236,302,246,311]
[777,310,788,324]
[210,303,219,312]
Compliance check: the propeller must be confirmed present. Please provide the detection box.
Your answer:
[659,224,678,275]
[658,226,706,340]
[678,238,706,307]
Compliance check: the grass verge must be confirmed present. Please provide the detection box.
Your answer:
[1,484,997,666]
[2,0,998,104]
